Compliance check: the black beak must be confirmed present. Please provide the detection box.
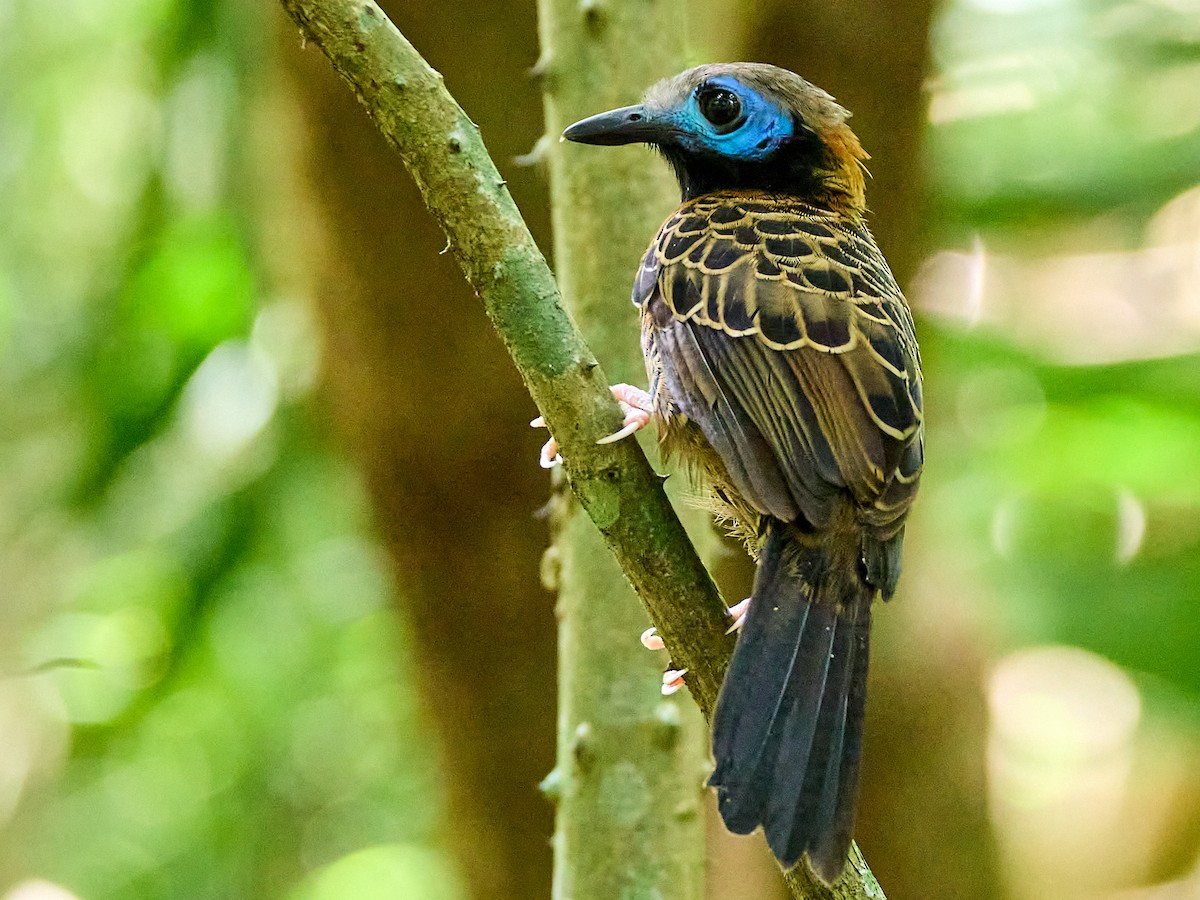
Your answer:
[562,104,660,146]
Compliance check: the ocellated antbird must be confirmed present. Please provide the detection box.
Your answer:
[560,63,924,883]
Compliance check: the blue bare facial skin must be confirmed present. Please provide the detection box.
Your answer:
[667,76,796,161]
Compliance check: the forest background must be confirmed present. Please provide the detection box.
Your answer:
[2,0,1200,898]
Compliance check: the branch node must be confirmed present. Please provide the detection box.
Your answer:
[579,0,606,28]
[528,50,552,82]
[539,545,561,591]
[571,721,594,770]
[652,701,682,749]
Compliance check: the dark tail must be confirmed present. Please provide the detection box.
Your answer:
[708,522,872,883]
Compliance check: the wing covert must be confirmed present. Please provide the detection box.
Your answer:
[642,193,923,535]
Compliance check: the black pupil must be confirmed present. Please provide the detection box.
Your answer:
[699,89,742,129]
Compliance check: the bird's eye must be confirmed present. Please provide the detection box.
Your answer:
[697,87,743,133]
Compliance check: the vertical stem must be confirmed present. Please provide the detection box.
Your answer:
[536,2,706,898]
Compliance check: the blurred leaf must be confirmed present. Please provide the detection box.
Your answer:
[290,845,467,900]
[924,323,1200,700]
[123,213,254,348]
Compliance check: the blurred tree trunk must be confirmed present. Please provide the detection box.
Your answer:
[742,4,1004,899]
[277,3,557,898]
[743,1,933,286]
[535,2,707,898]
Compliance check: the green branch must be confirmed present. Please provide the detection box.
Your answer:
[275,1,886,896]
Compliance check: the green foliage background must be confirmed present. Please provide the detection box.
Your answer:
[925,0,1200,700]
[0,1,454,897]
[1,0,1199,897]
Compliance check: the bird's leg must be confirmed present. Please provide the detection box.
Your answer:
[641,598,751,694]
[530,383,653,468]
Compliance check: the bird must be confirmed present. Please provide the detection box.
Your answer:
[549,63,924,883]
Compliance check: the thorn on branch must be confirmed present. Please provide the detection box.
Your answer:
[528,51,552,83]
[539,767,564,802]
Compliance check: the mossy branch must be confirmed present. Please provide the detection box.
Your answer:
[277,0,732,715]
[276,1,885,896]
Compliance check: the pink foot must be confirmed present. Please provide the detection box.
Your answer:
[529,415,562,469]
[640,629,687,695]
[641,598,748,696]
[640,626,665,651]
[661,668,688,696]
[530,383,653,468]
[640,598,749,653]
[597,383,653,445]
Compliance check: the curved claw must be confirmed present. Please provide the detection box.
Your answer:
[726,598,751,634]
[532,383,653,464]
[596,419,643,445]
[539,440,562,469]
[596,384,653,445]
[640,627,665,651]
[531,416,562,468]
[661,668,687,696]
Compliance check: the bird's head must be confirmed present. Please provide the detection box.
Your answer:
[563,63,869,214]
